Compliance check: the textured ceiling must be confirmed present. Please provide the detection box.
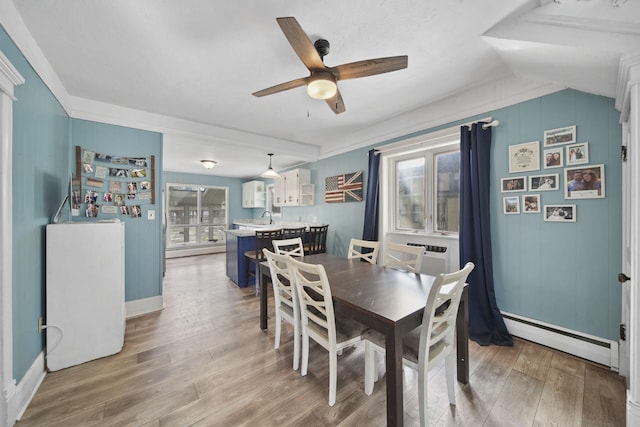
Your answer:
[7,0,640,177]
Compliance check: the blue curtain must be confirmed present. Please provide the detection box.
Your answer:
[362,149,380,241]
[460,124,513,346]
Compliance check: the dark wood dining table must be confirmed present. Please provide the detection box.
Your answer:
[259,253,469,427]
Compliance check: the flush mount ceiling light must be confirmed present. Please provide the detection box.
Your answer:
[200,160,217,169]
[261,153,280,178]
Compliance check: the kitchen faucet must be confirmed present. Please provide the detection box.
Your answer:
[261,210,272,224]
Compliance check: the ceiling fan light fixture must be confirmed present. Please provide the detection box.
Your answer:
[307,72,337,100]
[200,159,217,169]
[261,153,280,178]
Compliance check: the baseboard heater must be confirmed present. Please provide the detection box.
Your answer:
[165,245,225,259]
[501,311,618,369]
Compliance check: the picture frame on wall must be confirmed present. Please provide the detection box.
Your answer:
[503,196,520,214]
[501,176,526,192]
[544,125,576,147]
[544,204,576,222]
[565,142,589,166]
[528,173,559,191]
[508,141,540,173]
[565,164,605,199]
[543,147,563,169]
[522,194,541,213]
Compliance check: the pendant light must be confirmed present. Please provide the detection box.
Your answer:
[261,153,280,178]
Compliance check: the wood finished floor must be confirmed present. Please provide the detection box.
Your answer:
[17,253,626,426]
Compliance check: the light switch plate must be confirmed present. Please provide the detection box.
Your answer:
[147,210,156,220]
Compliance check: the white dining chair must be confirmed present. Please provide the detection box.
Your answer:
[347,238,381,264]
[363,262,475,426]
[263,249,301,370]
[287,256,368,406]
[383,242,425,273]
[273,237,304,257]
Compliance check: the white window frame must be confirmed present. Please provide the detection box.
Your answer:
[379,126,461,237]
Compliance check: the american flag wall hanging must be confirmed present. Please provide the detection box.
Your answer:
[325,171,363,203]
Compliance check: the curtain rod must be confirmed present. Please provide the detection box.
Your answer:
[375,116,499,153]
[460,117,500,129]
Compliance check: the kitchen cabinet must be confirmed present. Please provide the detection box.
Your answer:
[274,169,314,206]
[242,180,266,208]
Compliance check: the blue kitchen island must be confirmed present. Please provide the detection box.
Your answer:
[225,228,258,288]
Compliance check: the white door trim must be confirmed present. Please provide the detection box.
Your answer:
[0,49,24,427]
[616,52,640,427]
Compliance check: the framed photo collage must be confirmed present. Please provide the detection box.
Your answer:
[502,125,604,222]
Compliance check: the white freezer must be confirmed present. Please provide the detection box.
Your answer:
[45,221,125,371]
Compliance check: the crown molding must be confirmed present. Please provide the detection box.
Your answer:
[318,77,564,160]
[0,51,24,100]
[615,51,640,122]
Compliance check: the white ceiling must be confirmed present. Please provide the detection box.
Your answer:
[7,0,640,178]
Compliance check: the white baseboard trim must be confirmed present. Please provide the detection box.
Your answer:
[628,392,640,426]
[9,351,45,423]
[502,311,618,369]
[125,296,164,319]
[165,245,225,259]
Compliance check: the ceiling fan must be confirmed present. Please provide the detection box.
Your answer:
[252,17,408,114]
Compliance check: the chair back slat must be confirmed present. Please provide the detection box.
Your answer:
[305,225,329,255]
[347,238,381,264]
[263,249,298,315]
[288,256,335,343]
[273,237,304,257]
[282,227,306,239]
[254,229,283,261]
[418,262,474,366]
[383,242,424,273]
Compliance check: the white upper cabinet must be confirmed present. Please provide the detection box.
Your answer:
[274,169,314,207]
[242,180,266,208]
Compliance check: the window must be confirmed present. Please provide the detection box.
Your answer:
[166,184,228,248]
[382,130,460,235]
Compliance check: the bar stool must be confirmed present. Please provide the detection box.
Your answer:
[244,229,283,290]
[304,224,328,255]
[282,227,306,239]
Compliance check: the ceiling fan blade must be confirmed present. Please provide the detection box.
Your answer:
[252,77,308,97]
[276,17,325,72]
[329,56,408,81]
[325,89,346,114]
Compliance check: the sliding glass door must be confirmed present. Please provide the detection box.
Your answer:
[166,184,228,249]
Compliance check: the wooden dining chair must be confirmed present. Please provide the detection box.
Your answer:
[347,238,381,264]
[244,229,283,291]
[383,242,425,273]
[287,256,367,406]
[263,249,301,370]
[272,237,304,257]
[303,224,328,255]
[363,262,475,426]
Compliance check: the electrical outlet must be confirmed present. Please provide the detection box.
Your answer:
[38,317,43,334]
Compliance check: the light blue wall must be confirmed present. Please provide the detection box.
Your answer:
[2,26,71,381]
[282,89,621,341]
[163,171,245,227]
[71,119,163,302]
[490,90,622,340]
